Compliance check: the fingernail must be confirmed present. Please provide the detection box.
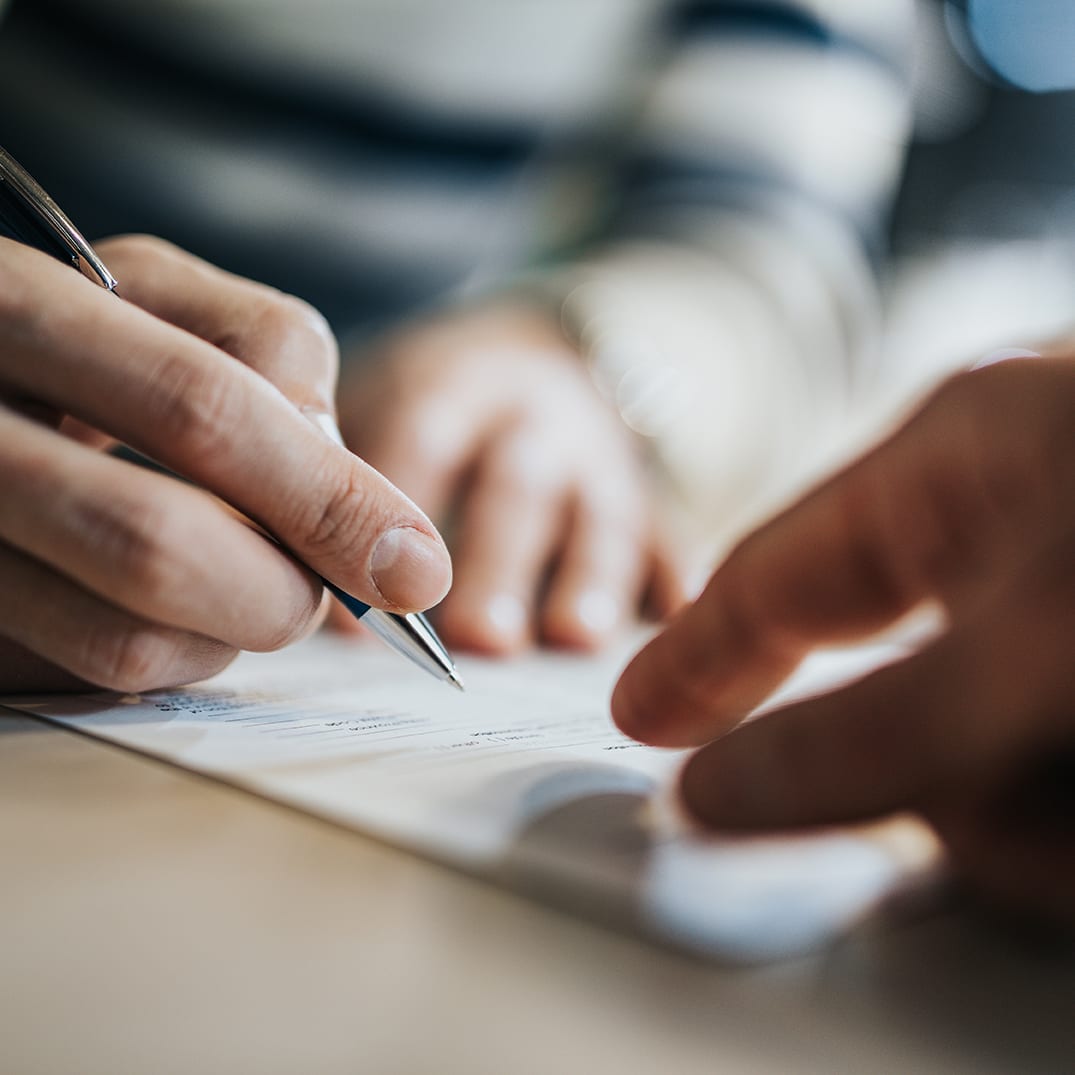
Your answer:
[484,593,527,638]
[972,347,1042,370]
[302,408,346,447]
[369,527,452,611]
[574,589,620,636]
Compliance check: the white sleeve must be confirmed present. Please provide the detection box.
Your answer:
[531,1,918,543]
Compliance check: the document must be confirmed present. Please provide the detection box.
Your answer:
[2,633,938,962]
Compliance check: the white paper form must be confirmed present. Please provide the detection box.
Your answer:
[2,634,939,962]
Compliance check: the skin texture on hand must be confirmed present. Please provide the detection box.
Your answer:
[337,303,688,654]
[612,353,1075,926]
[0,235,450,694]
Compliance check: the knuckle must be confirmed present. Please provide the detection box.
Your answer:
[580,475,646,531]
[149,352,247,467]
[121,518,187,612]
[99,233,180,265]
[76,495,186,609]
[392,400,460,469]
[292,465,372,562]
[286,296,336,353]
[255,292,339,371]
[402,396,453,437]
[486,427,561,495]
[0,254,37,328]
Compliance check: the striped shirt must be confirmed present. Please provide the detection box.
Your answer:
[0,0,917,532]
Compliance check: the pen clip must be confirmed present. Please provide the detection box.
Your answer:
[0,144,118,291]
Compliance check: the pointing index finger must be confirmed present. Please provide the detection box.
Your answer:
[611,461,930,747]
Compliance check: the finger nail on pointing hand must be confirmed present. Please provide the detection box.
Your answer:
[370,526,452,612]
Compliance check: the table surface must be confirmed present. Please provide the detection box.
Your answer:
[2,710,1072,1075]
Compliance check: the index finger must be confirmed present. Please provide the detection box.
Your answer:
[0,242,451,612]
[612,360,1075,746]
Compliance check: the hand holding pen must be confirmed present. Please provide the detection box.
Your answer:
[0,146,460,693]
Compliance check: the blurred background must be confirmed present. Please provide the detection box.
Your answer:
[883,0,1075,400]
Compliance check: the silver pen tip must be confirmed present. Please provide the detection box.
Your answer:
[448,668,466,692]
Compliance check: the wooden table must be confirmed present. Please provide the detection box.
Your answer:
[2,711,1072,1075]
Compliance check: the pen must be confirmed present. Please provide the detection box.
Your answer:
[0,144,464,691]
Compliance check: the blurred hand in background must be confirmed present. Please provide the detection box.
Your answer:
[337,302,689,654]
